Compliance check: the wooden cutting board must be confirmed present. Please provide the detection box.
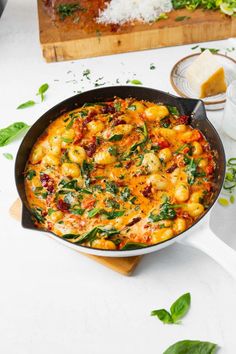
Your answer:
[9,199,141,275]
[38,0,236,62]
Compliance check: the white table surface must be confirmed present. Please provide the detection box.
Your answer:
[0,1,236,353]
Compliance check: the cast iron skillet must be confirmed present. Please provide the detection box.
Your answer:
[15,86,229,262]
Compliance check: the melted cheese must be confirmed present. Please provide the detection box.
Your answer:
[24,98,215,250]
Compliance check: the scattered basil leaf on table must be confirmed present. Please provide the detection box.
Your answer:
[163,340,218,354]
[129,79,143,85]
[151,309,173,324]
[170,292,191,323]
[17,100,36,109]
[0,122,29,147]
[36,83,49,102]
[151,292,191,324]
[3,152,13,160]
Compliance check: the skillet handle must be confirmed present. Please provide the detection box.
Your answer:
[177,222,236,279]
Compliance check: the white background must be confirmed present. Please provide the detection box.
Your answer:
[0,1,236,353]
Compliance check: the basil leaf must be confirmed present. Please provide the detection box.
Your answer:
[151,309,173,324]
[170,292,191,323]
[109,134,123,142]
[17,100,36,109]
[149,199,176,222]
[163,340,218,354]
[121,242,147,250]
[129,79,142,85]
[36,83,49,102]
[105,198,120,209]
[0,122,29,147]
[3,153,13,160]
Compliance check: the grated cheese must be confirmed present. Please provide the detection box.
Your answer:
[97,0,173,24]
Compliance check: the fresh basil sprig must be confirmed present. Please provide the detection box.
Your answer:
[0,122,29,147]
[151,293,191,324]
[163,340,217,354]
[37,83,49,102]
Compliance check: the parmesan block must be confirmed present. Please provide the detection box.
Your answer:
[186,50,227,98]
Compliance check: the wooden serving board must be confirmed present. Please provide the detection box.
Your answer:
[38,0,236,62]
[9,199,141,275]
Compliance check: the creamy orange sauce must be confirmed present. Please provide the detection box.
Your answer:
[24,97,215,250]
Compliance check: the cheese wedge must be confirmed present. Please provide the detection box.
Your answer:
[186,50,227,98]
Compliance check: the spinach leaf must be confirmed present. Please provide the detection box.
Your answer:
[3,153,13,160]
[36,83,49,102]
[130,123,148,154]
[26,170,36,180]
[121,242,147,250]
[170,293,191,323]
[105,198,120,209]
[106,181,119,195]
[114,102,121,111]
[87,208,101,218]
[163,340,217,354]
[167,105,180,117]
[120,187,131,201]
[17,100,36,109]
[108,146,118,156]
[149,199,176,222]
[109,134,123,142]
[66,112,79,130]
[103,210,125,219]
[63,226,119,245]
[70,208,85,215]
[151,309,173,324]
[59,179,92,194]
[81,161,93,186]
[31,208,45,223]
[184,157,205,185]
[0,122,29,146]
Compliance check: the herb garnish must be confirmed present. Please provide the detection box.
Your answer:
[26,170,36,180]
[129,123,148,154]
[106,181,119,195]
[218,157,236,206]
[57,4,84,20]
[17,100,36,109]
[0,122,29,146]
[36,83,49,102]
[151,293,191,324]
[184,156,205,185]
[121,242,147,250]
[163,340,217,354]
[3,153,13,160]
[63,226,119,244]
[149,197,176,222]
